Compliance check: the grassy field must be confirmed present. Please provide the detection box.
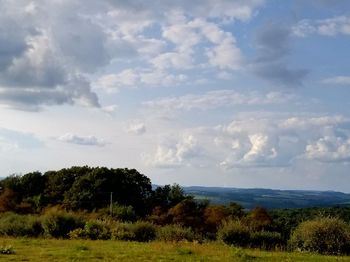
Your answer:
[0,238,350,261]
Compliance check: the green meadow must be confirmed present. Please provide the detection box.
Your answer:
[0,238,349,262]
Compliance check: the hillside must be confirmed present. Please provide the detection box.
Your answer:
[183,186,350,209]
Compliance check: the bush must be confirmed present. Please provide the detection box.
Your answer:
[0,212,43,237]
[250,231,283,250]
[83,220,111,240]
[111,222,135,241]
[217,220,250,247]
[42,209,84,238]
[68,228,86,239]
[289,217,350,255]
[0,245,15,255]
[156,224,196,242]
[131,221,157,242]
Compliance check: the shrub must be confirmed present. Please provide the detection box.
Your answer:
[217,220,250,247]
[0,246,15,255]
[68,228,86,239]
[0,212,43,237]
[111,222,135,241]
[42,209,84,238]
[98,204,137,222]
[131,221,157,242]
[250,231,283,250]
[83,220,111,240]
[69,220,112,240]
[156,224,196,242]
[289,217,350,255]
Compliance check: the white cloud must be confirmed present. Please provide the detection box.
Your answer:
[143,90,295,111]
[101,104,118,114]
[93,69,139,92]
[293,16,350,37]
[57,133,106,146]
[144,134,200,168]
[127,123,146,135]
[322,76,350,85]
[206,36,243,70]
[212,114,350,168]
[306,136,350,162]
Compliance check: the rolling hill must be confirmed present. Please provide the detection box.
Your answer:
[183,186,350,209]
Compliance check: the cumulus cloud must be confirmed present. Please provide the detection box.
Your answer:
[252,24,308,87]
[144,134,201,168]
[293,16,350,37]
[214,114,350,168]
[57,133,106,146]
[306,136,350,162]
[0,0,265,109]
[143,90,295,111]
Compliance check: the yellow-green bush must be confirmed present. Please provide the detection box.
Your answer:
[42,209,85,238]
[217,220,250,247]
[289,217,350,255]
[0,212,43,237]
[156,224,197,242]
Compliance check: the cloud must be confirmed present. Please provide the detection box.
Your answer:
[306,136,350,162]
[252,24,308,87]
[57,133,106,146]
[0,1,104,110]
[143,90,295,111]
[144,134,201,168]
[322,76,350,85]
[213,114,350,168]
[101,104,118,114]
[293,16,350,37]
[127,123,146,135]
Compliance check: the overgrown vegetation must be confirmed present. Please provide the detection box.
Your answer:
[1,166,350,256]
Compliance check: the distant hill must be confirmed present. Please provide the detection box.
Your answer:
[183,186,350,209]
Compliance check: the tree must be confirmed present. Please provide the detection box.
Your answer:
[152,184,189,212]
[247,207,272,230]
[64,167,153,215]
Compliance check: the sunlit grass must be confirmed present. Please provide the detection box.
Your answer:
[0,238,349,261]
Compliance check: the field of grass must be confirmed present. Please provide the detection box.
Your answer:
[0,238,350,261]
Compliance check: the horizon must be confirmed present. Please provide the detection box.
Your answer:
[1,1,350,193]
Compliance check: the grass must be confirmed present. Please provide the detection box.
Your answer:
[0,238,349,261]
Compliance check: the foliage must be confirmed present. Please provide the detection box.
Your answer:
[289,217,350,255]
[152,184,189,212]
[203,205,229,234]
[247,207,272,231]
[218,220,251,247]
[168,199,208,231]
[0,245,15,255]
[63,167,153,215]
[42,209,84,238]
[0,189,19,212]
[0,212,43,237]
[99,204,137,222]
[156,224,197,242]
[131,221,157,242]
[250,231,283,250]
[82,220,111,240]
[111,222,135,241]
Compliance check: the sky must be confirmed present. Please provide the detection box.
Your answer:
[1,0,350,192]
